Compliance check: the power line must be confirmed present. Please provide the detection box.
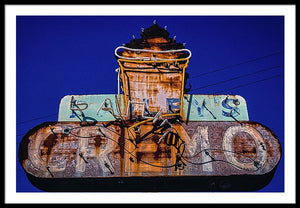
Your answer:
[214,74,283,94]
[17,113,57,125]
[189,65,281,92]
[15,53,283,127]
[190,51,282,79]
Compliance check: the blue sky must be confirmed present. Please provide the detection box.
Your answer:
[16,15,284,192]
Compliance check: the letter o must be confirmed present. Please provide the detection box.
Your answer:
[222,125,267,172]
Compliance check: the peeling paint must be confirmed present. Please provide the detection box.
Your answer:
[20,121,281,179]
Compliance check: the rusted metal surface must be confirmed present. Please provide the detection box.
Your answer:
[120,67,185,116]
[19,121,281,179]
[116,23,190,117]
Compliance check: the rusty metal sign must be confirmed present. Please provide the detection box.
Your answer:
[19,21,281,192]
[19,120,281,191]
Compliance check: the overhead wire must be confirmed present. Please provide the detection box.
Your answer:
[189,65,281,92]
[16,51,283,129]
[189,51,282,79]
[215,74,283,94]
[17,113,57,125]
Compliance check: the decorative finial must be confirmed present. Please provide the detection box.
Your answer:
[173,35,176,41]
[153,20,157,24]
[164,25,167,30]
[132,35,135,39]
[183,42,186,47]
[141,27,144,32]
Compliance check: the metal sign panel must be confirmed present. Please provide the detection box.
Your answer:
[58,94,249,122]
[19,121,280,191]
[58,94,125,122]
[182,94,249,121]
